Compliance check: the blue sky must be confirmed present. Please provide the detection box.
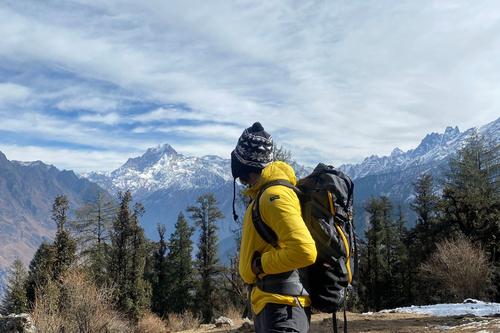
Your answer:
[0,0,499,172]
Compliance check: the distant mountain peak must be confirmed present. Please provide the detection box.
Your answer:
[444,125,460,136]
[391,147,404,157]
[413,124,461,156]
[89,143,232,197]
[12,160,52,168]
[122,143,178,171]
[442,126,461,142]
[339,118,499,180]
[148,143,178,156]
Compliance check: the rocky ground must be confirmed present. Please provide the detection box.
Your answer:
[183,312,500,333]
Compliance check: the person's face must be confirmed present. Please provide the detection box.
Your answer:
[239,172,259,187]
[239,174,250,186]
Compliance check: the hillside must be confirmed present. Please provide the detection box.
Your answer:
[1,117,497,290]
[86,118,499,239]
[0,152,107,289]
[339,117,499,231]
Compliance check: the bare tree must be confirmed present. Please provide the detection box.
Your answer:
[420,238,493,301]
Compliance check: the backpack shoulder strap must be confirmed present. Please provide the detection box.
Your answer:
[251,179,299,248]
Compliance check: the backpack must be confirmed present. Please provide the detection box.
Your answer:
[252,163,357,330]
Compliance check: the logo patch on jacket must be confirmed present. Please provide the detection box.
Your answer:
[269,195,280,202]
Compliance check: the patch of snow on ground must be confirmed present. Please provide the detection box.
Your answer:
[376,299,500,317]
[433,319,499,331]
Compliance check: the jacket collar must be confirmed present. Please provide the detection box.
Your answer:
[243,161,297,199]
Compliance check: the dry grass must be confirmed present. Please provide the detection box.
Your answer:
[421,237,493,301]
[222,304,243,322]
[32,269,133,333]
[137,312,169,333]
[166,311,200,332]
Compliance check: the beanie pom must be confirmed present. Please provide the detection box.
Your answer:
[251,122,264,132]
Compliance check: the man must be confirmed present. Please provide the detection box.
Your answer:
[231,122,317,333]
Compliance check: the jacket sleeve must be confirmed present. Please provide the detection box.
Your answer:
[259,186,317,275]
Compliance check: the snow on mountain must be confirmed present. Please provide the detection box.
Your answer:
[85,144,232,199]
[84,144,314,261]
[85,144,236,250]
[84,117,499,242]
[339,118,498,180]
[338,117,499,232]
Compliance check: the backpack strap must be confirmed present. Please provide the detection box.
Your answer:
[251,179,308,297]
[251,179,300,248]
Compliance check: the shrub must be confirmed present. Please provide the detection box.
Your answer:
[137,312,168,333]
[32,268,132,333]
[420,238,493,301]
[166,311,200,332]
[222,304,243,322]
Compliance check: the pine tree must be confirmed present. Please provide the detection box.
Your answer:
[441,134,500,300]
[167,212,196,314]
[51,195,77,281]
[150,224,169,316]
[408,173,442,304]
[26,242,55,306]
[109,191,149,321]
[411,173,443,251]
[359,197,407,310]
[442,134,499,250]
[391,205,410,306]
[187,193,224,323]
[110,191,132,301]
[1,259,28,314]
[360,197,385,310]
[71,192,115,285]
[128,202,150,320]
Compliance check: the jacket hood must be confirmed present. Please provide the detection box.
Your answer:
[243,161,297,198]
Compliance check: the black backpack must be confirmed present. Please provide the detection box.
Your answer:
[252,163,357,332]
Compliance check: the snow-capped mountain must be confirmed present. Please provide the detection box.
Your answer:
[339,118,498,180]
[2,118,496,293]
[85,145,237,247]
[85,117,499,239]
[339,117,499,231]
[85,144,232,198]
[84,144,317,260]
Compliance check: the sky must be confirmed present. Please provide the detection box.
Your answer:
[0,0,499,172]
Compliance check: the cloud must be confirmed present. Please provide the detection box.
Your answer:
[0,111,158,156]
[0,83,31,105]
[132,107,208,123]
[0,0,499,170]
[79,112,121,125]
[0,144,132,172]
[56,96,119,112]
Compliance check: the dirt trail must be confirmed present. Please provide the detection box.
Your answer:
[180,312,500,333]
[308,312,500,332]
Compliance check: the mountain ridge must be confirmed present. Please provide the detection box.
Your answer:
[1,117,497,291]
[0,153,109,293]
[338,117,498,181]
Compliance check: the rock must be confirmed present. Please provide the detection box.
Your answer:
[463,298,479,304]
[199,323,215,330]
[0,313,37,333]
[237,318,254,332]
[215,316,234,328]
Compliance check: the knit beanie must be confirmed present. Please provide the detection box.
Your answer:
[231,122,273,179]
[231,122,273,222]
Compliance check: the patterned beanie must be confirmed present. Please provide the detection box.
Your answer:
[231,122,273,179]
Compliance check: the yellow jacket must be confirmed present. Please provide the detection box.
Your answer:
[238,161,317,314]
